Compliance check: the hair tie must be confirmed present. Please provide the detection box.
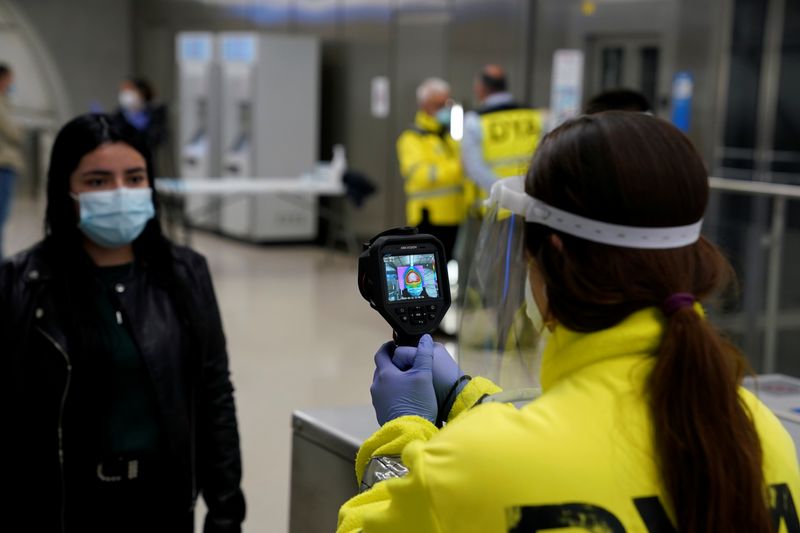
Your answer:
[662,293,696,316]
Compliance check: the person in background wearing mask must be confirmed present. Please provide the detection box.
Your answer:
[0,114,245,532]
[0,63,24,259]
[397,77,465,260]
[114,77,169,174]
[337,113,800,532]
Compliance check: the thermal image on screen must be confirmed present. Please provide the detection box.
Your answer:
[384,253,439,302]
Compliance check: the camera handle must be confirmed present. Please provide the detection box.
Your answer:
[393,331,423,348]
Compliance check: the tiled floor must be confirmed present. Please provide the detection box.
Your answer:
[5,192,389,532]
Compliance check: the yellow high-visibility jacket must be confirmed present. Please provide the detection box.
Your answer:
[338,307,800,532]
[397,112,466,227]
[480,106,544,180]
[464,106,544,215]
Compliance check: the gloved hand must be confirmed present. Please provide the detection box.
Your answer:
[371,335,438,425]
[392,338,464,417]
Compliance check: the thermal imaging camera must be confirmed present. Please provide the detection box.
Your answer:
[358,227,451,346]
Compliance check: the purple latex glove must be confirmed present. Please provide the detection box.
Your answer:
[392,338,464,416]
[371,335,438,425]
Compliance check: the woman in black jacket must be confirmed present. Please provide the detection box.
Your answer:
[0,114,245,532]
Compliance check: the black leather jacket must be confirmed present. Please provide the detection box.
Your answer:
[0,242,245,532]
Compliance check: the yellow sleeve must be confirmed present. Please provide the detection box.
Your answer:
[337,378,502,532]
[448,376,502,422]
[337,443,443,532]
[338,416,441,532]
[397,131,463,193]
[353,415,438,486]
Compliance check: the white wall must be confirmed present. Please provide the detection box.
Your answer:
[7,0,134,120]
[0,0,68,127]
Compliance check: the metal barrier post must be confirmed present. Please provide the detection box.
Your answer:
[764,196,786,373]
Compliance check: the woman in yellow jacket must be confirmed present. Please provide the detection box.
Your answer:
[338,112,800,532]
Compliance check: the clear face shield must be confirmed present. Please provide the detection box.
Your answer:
[457,176,704,392]
[458,178,546,393]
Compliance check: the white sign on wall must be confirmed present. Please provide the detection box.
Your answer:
[549,49,585,128]
[371,76,390,119]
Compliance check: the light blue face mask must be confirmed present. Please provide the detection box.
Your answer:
[435,106,451,127]
[72,188,155,248]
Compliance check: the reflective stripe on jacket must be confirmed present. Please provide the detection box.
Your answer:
[480,107,543,180]
[338,307,800,532]
[397,111,466,226]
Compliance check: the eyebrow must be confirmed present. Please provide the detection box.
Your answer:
[80,167,147,177]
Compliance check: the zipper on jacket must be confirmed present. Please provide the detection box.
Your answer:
[37,326,72,533]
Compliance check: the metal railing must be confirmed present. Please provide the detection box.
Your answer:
[708,176,800,373]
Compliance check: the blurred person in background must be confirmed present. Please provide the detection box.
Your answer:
[114,76,169,174]
[461,65,545,202]
[0,114,245,533]
[397,77,465,260]
[0,63,24,260]
[456,66,545,301]
[584,87,652,114]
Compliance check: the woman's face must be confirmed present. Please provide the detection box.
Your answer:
[69,142,149,195]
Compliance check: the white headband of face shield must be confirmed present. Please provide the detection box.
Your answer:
[486,176,704,249]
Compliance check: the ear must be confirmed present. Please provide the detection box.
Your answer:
[550,233,563,252]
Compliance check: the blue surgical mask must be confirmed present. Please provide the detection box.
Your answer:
[435,107,451,127]
[73,188,155,248]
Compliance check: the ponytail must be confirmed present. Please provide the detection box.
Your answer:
[650,304,772,532]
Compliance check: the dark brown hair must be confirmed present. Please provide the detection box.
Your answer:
[524,112,771,532]
[584,88,651,114]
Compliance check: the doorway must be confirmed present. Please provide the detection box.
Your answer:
[586,34,662,111]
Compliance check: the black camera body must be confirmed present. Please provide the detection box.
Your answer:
[358,228,451,346]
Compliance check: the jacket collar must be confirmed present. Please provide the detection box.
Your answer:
[479,92,515,111]
[18,241,146,286]
[414,111,444,134]
[540,307,666,392]
[18,243,54,284]
[540,304,706,391]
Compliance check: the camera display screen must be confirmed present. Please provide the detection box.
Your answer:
[383,253,440,302]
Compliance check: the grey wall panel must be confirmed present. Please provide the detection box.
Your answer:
[10,0,134,116]
[135,0,285,34]
[0,1,70,125]
[292,0,340,39]
[334,0,394,238]
[290,1,342,162]
[391,4,450,227]
[530,0,569,107]
[674,0,726,163]
[448,0,531,108]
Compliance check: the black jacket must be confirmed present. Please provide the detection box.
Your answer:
[0,242,245,532]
